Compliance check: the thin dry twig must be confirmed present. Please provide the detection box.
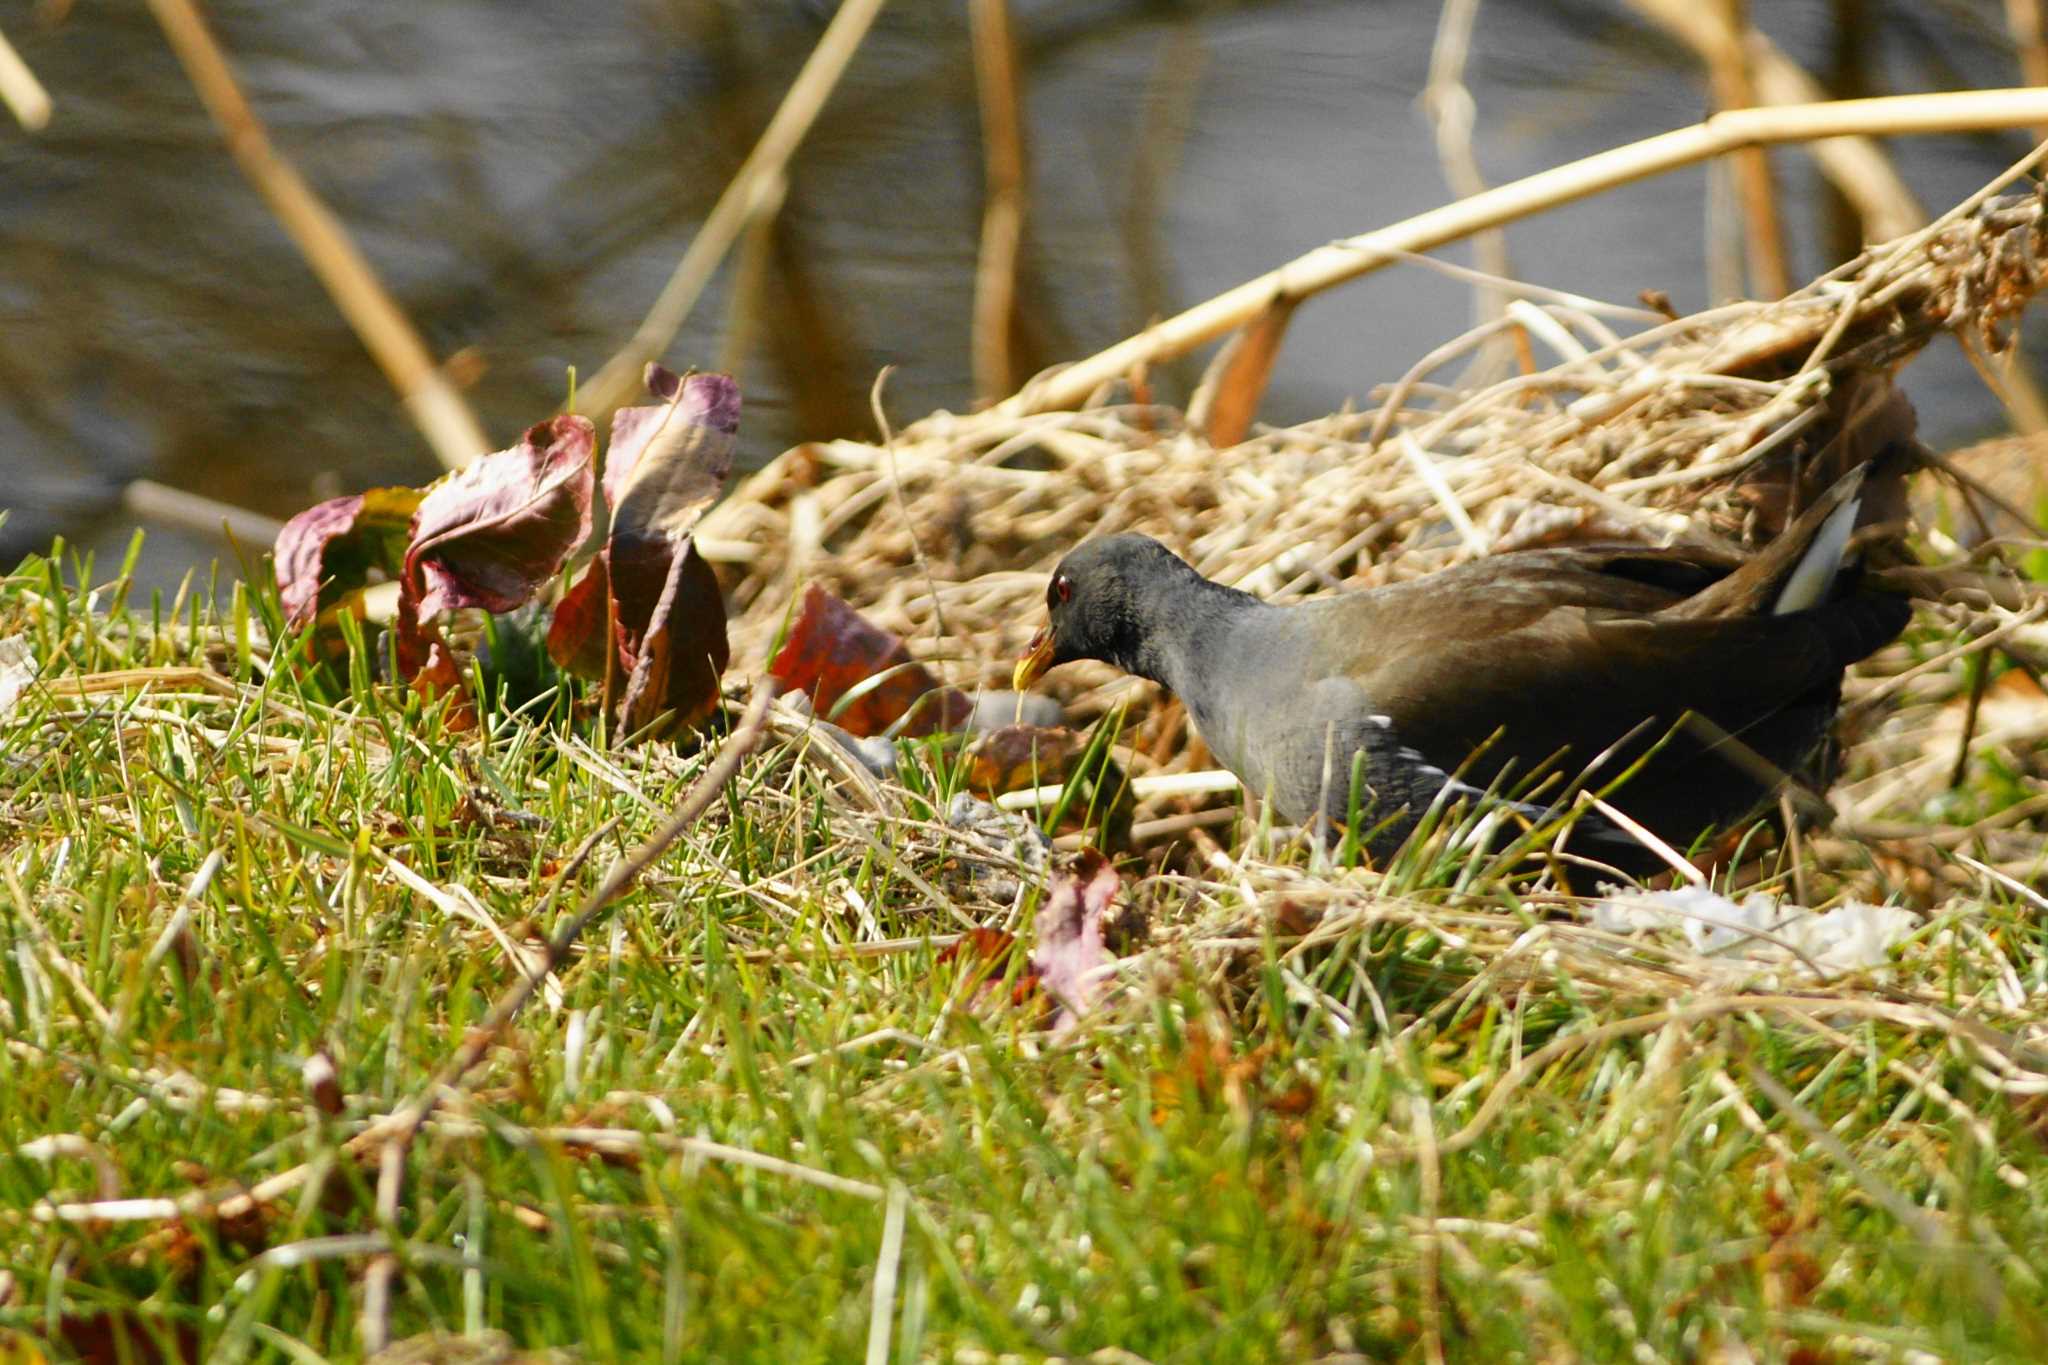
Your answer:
[122,686,782,1245]
[379,681,777,1152]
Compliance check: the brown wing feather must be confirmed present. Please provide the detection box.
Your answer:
[1310,545,1885,839]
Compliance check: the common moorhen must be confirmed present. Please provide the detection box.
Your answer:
[1014,471,1911,873]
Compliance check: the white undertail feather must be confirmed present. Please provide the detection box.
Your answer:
[1771,493,1863,616]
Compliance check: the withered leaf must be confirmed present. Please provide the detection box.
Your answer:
[603,363,738,538]
[546,367,737,734]
[406,415,596,619]
[273,486,422,627]
[766,584,971,738]
[964,724,1083,797]
[1195,295,1299,449]
[1030,848,1120,1032]
[395,591,476,730]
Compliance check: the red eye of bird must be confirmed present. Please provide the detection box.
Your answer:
[1053,574,1073,604]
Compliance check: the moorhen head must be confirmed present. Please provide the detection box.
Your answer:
[1016,533,1248,684]
[1015,473,1911,875]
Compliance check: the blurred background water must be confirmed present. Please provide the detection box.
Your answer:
[3,0,2045,586]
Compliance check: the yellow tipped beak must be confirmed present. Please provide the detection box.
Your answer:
[1014,625,1056,691]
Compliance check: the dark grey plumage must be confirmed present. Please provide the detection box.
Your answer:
[1021,478,1910,874]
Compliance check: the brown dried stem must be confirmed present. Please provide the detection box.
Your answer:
[579,0,891,421]
[1626,0,1923,242]
[995,90,2048,420]
[142,0,491,471]
[0,21,51,130]
[969,0,1029,404]
[2008,0,2048,144]
[1706,0,1791,297]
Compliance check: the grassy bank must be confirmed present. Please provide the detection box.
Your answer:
[3,533,2047,1364]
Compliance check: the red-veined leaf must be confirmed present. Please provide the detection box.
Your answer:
[406,415,596,619]
[273,487,422,627]
[545,366,736,735]
[765,584,972,738]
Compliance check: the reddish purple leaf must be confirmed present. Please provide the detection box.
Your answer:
[936,928,1041,1007]
[547,557,612,680]
[603,365,739,535]
[545,366,736,735]
[406,415,596,619]
[614,540,729,732]
[765,584,973,738]
[273,487,422,628]
[395,591,476,730]
[1029,848,1120,1032]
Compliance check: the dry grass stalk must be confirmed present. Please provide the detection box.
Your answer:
[969,0,1028,404]
[578,0,892,421]
[995,88,2048,419]
[0,20,51,130]
[141,0,491,471]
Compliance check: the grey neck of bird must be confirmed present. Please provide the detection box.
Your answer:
[1123,570,1265,696]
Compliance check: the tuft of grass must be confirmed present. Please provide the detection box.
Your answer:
[4,544,2048,1363]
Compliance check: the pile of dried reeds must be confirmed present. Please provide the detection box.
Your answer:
[705,191,2036,662]
[692,175,2048,918]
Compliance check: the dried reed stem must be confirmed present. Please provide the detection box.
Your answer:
[1424,0,1510,321]
[1120,24,1205,373]
[121,479,283,549]
[142,0,491,471]
[969,0,1028,404]
[580,0,892,421]
[1626,0,1922,240]
[2008,0,2048,144]
[0,21,51,130]
[717,169,791,378]
[999,89,2048,418]
[1707,0,1791,297]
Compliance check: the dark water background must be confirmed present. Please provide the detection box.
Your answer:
[3,0,2044,585]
